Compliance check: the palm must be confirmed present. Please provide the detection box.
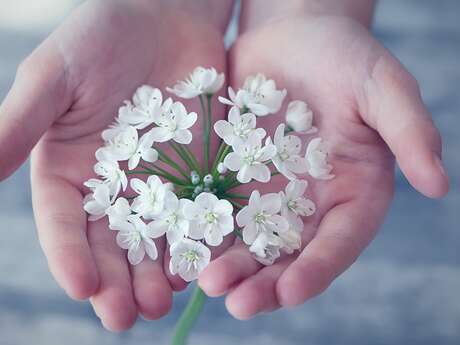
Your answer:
[199,16,447,319]
[25,0,227,330]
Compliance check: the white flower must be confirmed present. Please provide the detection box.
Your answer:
[305,138,335,180]
[219,74,287,116]
[94,150,128,198]
[285,100,317,134]
[104,126,158,170]
[183,193,234,246]
[223,132,276,183]
[133,85,163,116]
[169,239,211,282]
[115,216,159,265]
[214,106,266,146]
[102,115,129,142]
[218,87,249,109]
[83,183,112,221]
[148,191,190,245]
[217,162,227,174]
[280,180,316,233]
[236,191,289,245]
[149,101,197,144]
[130,175,169,219]
[249,232,282,266]
[243,74,287,116]
[106,197,132,230]
[278,229,302,254]
[270,124,309,180]
[167,66,224,98]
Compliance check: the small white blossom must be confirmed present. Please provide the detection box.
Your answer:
[249,232,282,265]
[102,114,130,142]
[130,175,169,219]
[236,191,289,245]
[217,162,227,174]
[167,66,224,99]
[149,101,197,144]
[148,192,190,245]
[169,238,211,282]
[94,150,128,199]
[103,126,158,170]
[133,85,162,116]
[115,216,159,265]
[218,87,247,109]
[280,180,316,233]
[305,138,335,180]
[285,100,317,134]
[183,193,234,246]
[106,197,132,229]
[270,124,309,180]
[83,183,112,221]
[214,107,266,146]
[278,228,302,254]
[223,132,276,183]
[219,73,287,116]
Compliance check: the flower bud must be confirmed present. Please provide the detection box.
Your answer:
[285,100,317,134]
[203,174,214,186]
[191,171,200,185]
[217,162,227,174]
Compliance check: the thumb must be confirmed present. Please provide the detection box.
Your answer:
[0,40,71,180]
[359,50,449,198]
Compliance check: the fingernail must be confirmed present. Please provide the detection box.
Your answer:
[434,154,448,178]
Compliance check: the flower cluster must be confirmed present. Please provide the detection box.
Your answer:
[83,66,334,282]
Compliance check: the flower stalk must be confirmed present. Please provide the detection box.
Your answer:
[171,286,207,345]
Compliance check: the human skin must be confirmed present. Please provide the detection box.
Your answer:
[0,0,233,331]
[198,0,449,319]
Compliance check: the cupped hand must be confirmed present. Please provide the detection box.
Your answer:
[198,15,449,319]
[0,0,231,331]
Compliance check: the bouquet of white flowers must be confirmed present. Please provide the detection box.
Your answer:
[83,66,334,344]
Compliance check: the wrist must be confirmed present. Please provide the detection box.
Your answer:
[240,0,374,33]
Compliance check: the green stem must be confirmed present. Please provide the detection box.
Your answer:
[169,142,196,172]
[182,145,201,174]
[155,147,190,180]
[171,286,207,345]
[224,192,249,200]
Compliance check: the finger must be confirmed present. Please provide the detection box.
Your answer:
[31,172,99,300]
[131,238,173,320]
[360,51,449,198]
[0,41,71,180]
[276,199,383,307]
[224,257,293,320]
[88,220,138,332]
[198,242,262,297]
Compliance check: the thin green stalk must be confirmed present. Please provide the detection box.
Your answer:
[171,286,207,345]
[224,192,249,200]
[227,198,244,210]
[205,95,212,173]
[148,164,189,186]
[182,145,201,173]
[211,140,226,173]
[155,147,190,180]
[169,142,196,172]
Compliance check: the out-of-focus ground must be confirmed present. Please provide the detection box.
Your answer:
[0,0,459,344]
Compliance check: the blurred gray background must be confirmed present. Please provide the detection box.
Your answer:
[0,0,459,344]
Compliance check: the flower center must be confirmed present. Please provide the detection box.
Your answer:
[205,212,218,224]
[183,250,200,263]
[166,213,178,225]
[287,200,297,211]
[128,231,142,248]
[254,212,267,224]
[279,150,290,161]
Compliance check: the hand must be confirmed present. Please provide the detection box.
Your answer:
[198,14,449,319]
[0,0,232,331]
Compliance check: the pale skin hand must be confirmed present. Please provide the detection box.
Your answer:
[0,0,233,331]
[198,1,449,319]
